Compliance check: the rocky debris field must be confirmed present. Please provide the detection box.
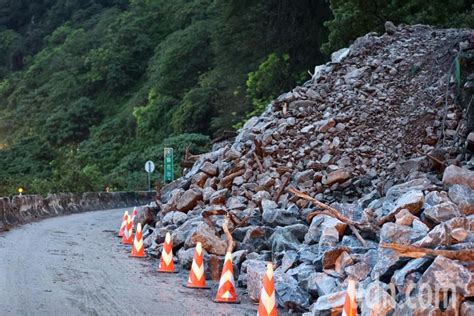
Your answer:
[140,24,474,314]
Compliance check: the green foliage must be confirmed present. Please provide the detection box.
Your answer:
[45,97,102,146]
[323,0,474,54]
[246,53,294,116]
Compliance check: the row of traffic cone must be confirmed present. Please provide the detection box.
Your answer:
[117,208,358,315]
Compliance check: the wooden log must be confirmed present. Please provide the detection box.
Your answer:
[220,168,245,188]
[273,176,290,202]
[253,152,264,173]
[289,187,374,247]
[380,242,474,261]
[289,187,360,227]
[222,217,234,253]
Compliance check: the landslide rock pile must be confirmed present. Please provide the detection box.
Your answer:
[143,24,474,314]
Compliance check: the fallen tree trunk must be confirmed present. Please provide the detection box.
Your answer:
[381,242,474,261]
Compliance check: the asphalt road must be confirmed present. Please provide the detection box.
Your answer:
[0,208,257,315]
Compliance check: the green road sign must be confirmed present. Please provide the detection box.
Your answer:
[164,147,174,183]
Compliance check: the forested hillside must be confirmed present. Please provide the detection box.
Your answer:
[0,0,472,195]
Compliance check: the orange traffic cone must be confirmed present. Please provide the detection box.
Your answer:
[342,279,357,316]
[214,252,239,303]
[131,223,145,258]
[118,211,129,237]
[258,262,277,316]
[186,242,208,288]
[121,216,133,245]
[158,232,175,273]
[131,207,138,222]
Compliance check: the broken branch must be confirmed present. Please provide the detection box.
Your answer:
[222,216,234,253]
[290,187,360,227]
[381,243,474,261]
[274,176,290,202]
[253,152,264,173]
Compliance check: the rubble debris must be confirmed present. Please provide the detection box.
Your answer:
[145,24,474,313]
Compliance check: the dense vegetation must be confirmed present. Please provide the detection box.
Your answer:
[0,0,472,195]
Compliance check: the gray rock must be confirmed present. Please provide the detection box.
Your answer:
[414,217,473,247]
[423,201,462,224]
[280,250,299,273]
[177,247,197,269]
[385,21,397,34]
[269,229,300,255]
[449,184,474,215]
[209,188,228,205]
[418,256,474,298]
[305,272,338,297]
[391,258,432,292]
[262,207,299,227]
[392,190,424,216]
[331,47,351,63]
[171,218,201,248]
[304,214,346,245]
[345,261,370,281]
[187,223,227,255]
[261,199,278,212]
[226,196,247,210]
[242,226,273,253]
[371,223,426,280]
[461,301,474,316]
[294,170,315,183]
[199,161,218,176]
[274,271,310,311]
[176,189,202,212]
[443,165,474,190]
[172,211,188,225]
[297,245,321,265]
[310,291,345,315]
[162,211,175,225]
[232,249,248,267]
[424,190,451,207]
[245,260,268,302]
[361,281,395,316]
[278,223,308,242]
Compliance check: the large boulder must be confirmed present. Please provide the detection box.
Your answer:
[176,189,203,212]
[199,161,218,176]
[303,272,339,297]
[245,260,268,302]
[414,217,473,247]
[361,281,395,316]
[187,223,227,255]
[423,201,462,224]
[274,271,310,312]
[449,184,474,215]
[310,291,345,315]
[269,229,300,255]
[391,257,432,292]
[262,207,299,227]
[242,226,273,253]
[371,223,426,280]
[443,165,474,190]
[326,169,351,186]
[304,214,346,245]
[418,256,474,300]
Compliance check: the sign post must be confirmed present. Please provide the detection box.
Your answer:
[164,148,174,184]
[144,160,155,192]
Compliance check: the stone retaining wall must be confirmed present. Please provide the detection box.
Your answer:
[0,191,155,231]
